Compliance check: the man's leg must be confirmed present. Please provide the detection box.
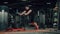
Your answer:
[29,15,39,30]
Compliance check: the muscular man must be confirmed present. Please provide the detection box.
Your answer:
[19,6,39,30]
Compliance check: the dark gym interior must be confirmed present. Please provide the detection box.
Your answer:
[0,0,60,33]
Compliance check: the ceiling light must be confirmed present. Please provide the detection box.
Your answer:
[46,2,51,4]
[4,2,8,4]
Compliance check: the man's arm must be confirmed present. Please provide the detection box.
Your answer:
[25,10,32,15]
[19,11,26,15]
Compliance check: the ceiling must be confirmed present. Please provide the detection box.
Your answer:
[0,0,57,8]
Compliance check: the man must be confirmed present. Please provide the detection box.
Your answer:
[19,6,39,30]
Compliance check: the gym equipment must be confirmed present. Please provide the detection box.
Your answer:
[36,9,45,29]
[0,6,8,31]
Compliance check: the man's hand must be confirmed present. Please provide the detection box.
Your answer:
[19,14,23,16]
[25,13,28,15]
[19,11,26,16]
[18,13,23,16]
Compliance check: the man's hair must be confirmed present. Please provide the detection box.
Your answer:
[25,6,29,8]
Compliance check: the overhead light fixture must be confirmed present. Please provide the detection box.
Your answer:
[9,8,12,9]
[21,0,27,1]
[28,5,32,6]
[4,2,8,4]
[46,2,51,4]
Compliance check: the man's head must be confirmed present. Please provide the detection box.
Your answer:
[25,6,30,10]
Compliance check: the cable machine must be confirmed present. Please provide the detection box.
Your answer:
[0,6,8,31]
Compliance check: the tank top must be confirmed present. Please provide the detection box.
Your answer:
[24,9,34,16]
